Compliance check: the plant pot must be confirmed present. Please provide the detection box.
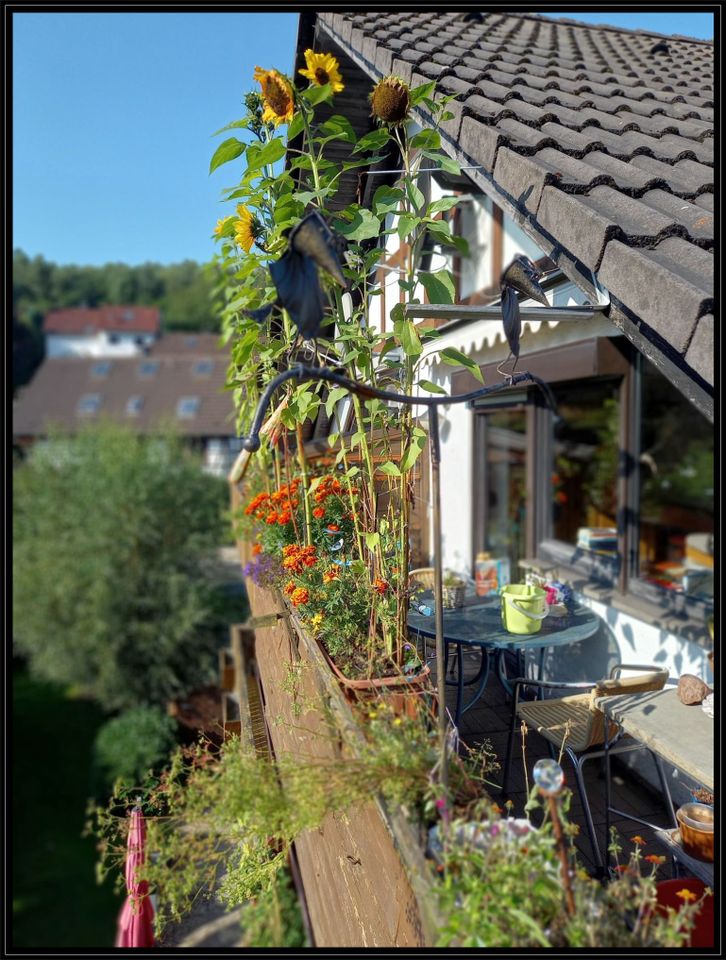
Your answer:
[676,803,713,861]
[654,878,713,948]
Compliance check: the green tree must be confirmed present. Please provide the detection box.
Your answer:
[93,706,178,791]
[13,423,234,710]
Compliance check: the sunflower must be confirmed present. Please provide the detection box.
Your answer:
[253,66,295,126]
[234,204,256,253]
[369,75,411,125]
[298,49,344,93]
[213,215,234,239]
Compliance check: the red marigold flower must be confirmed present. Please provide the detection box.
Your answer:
[284,581,296,595]
[265,512,278,525]
[312,507,325,519]
[373,578,388,595]
[277,512,291,525]
[327,523,339,531]
[290,587,309,607]
[252,543,262,555]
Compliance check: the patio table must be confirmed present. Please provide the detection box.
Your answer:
[407,593,600,726]
[598,687,713,868]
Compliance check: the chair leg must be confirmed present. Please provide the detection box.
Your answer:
[651,751,678,829]
[566,747,604,874]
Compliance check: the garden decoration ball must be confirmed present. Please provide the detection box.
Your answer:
[533,758,565,795]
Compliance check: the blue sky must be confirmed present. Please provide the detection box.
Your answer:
[13,11,714,268]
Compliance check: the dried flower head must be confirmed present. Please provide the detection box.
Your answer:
[369,75,410,125]
[253,66,295,126]
[298,49,344,93]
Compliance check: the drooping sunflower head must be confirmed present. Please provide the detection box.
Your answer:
[234,204,260,253]
[298,49,344,93]
[253,66,295,126]
[369,75,411,125]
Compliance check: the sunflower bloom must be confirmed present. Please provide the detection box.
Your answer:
[298,49,344,93]
[234,205,256,253]
[370,75,411,125]
[253,66,295,126]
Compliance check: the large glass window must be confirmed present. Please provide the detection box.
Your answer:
[550,379,620,556]
[481,408,527,572]
[637,358,713,602]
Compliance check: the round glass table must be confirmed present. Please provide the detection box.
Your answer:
[407,592,600,726]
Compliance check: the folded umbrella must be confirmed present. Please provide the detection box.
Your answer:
[115,805,155,948]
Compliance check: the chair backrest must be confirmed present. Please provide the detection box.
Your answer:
[585,667,669,748]
[408,567,435,591]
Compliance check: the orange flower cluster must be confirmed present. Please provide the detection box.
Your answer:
[313,474,356,505]
[252,543,263,556]
[283,580,297,596]
[322,566,340,584]
[282,543,317,575]
[244,481,300,526]
[312,507,325,519]
[373,578,388,595]
[290,587,310,607]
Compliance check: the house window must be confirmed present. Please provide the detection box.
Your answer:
[176,396,200,419]
[77,393,101,416]
[123,309,135,322]
[193,359,214,377]
[137,360,160,378]
[636,356,713,602]
[185,335,198,348]
[550,379,620,557]
[126,395,143,417]
[90,360,112,378]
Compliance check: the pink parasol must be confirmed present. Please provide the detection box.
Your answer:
[115,805,155,948]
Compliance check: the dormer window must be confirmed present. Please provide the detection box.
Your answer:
[137,360,160,378]
[91,360,112,378]
[176,396,200,419]
[126,395,143,417]
[77,393,102,416]
[193,359,214,377]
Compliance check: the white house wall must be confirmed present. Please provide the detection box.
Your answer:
[46,332,155,358]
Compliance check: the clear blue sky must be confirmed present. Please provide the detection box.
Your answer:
[13,11,714,268]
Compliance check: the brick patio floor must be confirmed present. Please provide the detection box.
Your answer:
[434,649,678,879]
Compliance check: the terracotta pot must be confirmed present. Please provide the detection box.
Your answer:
[654,878,713,948]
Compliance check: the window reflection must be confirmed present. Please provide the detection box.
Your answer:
[485,409,527,572]
[551,380,620,554]
[638,358,713,601]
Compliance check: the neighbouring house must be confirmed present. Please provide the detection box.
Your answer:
[291,12,714,700]
[13,333,241,476]
[44,305,161,357]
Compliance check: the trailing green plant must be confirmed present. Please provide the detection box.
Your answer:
[432,788,710,948]
[92,706,178,793]
[239,865,308,948]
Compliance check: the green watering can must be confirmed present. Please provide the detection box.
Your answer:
[501,583,548,635]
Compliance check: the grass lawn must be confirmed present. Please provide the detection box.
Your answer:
[12,663,123,948]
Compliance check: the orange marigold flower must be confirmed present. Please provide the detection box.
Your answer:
[312,507,325,519]
[675,888,698,902]
[373,578,388,595]
[327,523,340,531]
[323,567,340,584]
[277,512,292,525]
[631,835,646,846]
[284,581,296,595]
[282,544,298,556]
[265,512,278,525]
[644,854,666,864]
[252,543,262,556]
[614,864,629,873]
[290,587,309,607]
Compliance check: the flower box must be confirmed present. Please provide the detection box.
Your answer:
[245,576,439,947]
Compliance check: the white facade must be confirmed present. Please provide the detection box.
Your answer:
[46,330,156,358]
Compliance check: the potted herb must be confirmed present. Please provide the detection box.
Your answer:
[442,571,467,609]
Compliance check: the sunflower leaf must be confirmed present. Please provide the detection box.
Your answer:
[246,138,286,173]
[302,82,333,106]
[418,379,447,395]
[419,269,455,305]
[439,347,484,383]
[333,208,381,242]
[353,128,390,154]
[209,138,246,174]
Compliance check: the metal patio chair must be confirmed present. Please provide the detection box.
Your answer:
[501,663,672,873]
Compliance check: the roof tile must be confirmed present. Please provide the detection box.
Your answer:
[684,314,714,384]
[630,155,712,194]
[598,238,710,351]
[459,117,504,172]
[639,190,714,244]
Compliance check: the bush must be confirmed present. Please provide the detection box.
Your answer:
[13,423,234,709]
[93,706,178,791]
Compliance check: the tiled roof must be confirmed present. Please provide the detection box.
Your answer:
[13,351,235,438]
[147,332,226,355]
[44,306,161,335]
[313,12,714,395]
